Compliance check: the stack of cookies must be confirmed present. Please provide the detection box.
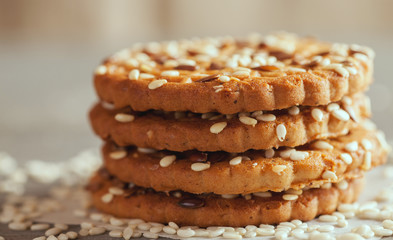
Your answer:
[88,32,389,227]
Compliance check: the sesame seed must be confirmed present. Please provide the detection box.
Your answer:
[289,151,309,161]
[232,70,250,78]
[361,139,373,150]
[210,122,227,134]
[253,192,272,198]
[265,149,275,158]
[148,79,167,90]
[340,153,353,164]
[161,70,179,77]
[191,162,210,171]
[222,232,242,239]
[109,150,127,160]
[346,66,358,75]
[89,227,106,235]
[280,148,296,158]
[81,222,94,229]
[45,227,63,236]
[283,194,298,201]
[313,140,334,150]
[317,225,334,232]
[288,106,300,115]
[114,113,135,123]
[272,165,287,174]
[319,215,338,223]
[322,170,338,181]
[137,147,156,153]
[163,226,177,235]
[243,194,252,200]
[276,124,287,142]
[181,77,192,83]
[239,116,258,126]
[8,222,28,230]
[46,236,57,240]
[256,114,276,122]
[337,180,349,190]
[168,222,179,229]
[79,228,89,236]
[324,64,349,77]
[327,103,340,112]
[311,108,324,122]
[108,187,124,195]
[332,109,350,121]
[362,151,372,170]
[123,227,134,239]
[218,76,231,82]
[109,229,123,237]
[95,65,107,75]
[139,73,155,79]
[101,193,113,203]
[229,156,243,166]
[54,224,68,231]
[177,228,196,238]
[31,223,50,231]
[354,53,369,62]
[128,69,140,80]
[221,194,238,199]
[345,141,359,152]
[286,189,303,195]
[159,155,176,167]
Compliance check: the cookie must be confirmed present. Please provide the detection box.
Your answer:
[90,93,370,152]
[102,124,388,194]
[94,32,374,114]
[88,171,364,227]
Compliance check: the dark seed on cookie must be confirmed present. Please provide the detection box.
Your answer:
[251,65,280,72]
[195,74,219,82]
[269,50,293,61]
[175,65,197,71]
[209,62,224,70]
[178,197,205,209]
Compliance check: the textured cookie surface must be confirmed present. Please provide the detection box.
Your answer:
[94,32,374,113]
[103,124,387,194]
[90,93,369,152]
[88,171,364,227]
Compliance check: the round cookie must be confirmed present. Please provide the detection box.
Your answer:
[90,93,370,152]
[103,124,388,194]
[88,171,364,227]
[94,32,374,114]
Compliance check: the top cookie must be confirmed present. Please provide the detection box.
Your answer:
[94,32,374,114]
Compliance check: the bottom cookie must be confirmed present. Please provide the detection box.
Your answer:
[87,169,364,227]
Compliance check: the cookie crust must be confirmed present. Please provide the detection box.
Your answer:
[90,93,369,152]
[89,173,364,227]
[103,125,387,194]
[94,33,373,113]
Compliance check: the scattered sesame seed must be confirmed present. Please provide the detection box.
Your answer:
[137,147,156,153]
[163,226,177,235]
[253,192,272,198]
[232,70,250,78]
[280,148,296,158]
[148,79,167,90]
[177,228,196,238]
[362,151,372,170]
[109,229,123,237]
[337,180,349,190]
[221,194,238,199]
[191,162,211,171]
[8,222,28,231]
[276,124,287,142]
[361,139,373,150]
[114,113,135,123]
[327,103,340,112]
[123,227,134,240]
[311,108,324,122]
[159,155,176,167]
[324,64,349,77]
[210,122,227,134]
[31,223,50,231]
[108,187,124,195]
[319,215,338,223]
[45,227,63,236]
[89,227,106,235]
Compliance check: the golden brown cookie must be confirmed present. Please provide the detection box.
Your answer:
[90,93,370,152]
[94,32,374,114]
[102,124,388,194]
[88,171,364,227]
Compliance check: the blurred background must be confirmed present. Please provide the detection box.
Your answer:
[1,0,392,162]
